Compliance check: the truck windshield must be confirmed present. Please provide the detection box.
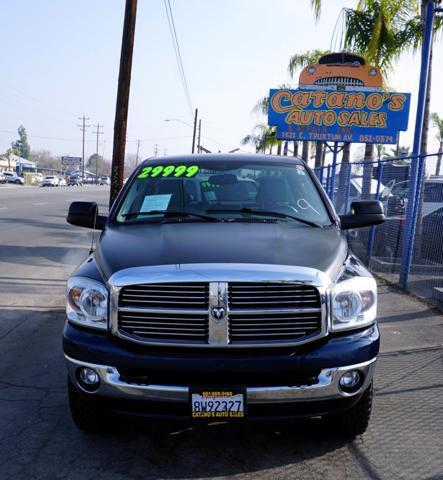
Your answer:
[116,161,331,226]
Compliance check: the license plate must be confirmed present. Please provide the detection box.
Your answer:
[190,389,246,419]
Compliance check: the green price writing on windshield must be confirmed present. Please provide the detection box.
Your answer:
[137,165,200,179]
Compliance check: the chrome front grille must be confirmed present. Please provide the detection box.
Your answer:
[114,281,324,347]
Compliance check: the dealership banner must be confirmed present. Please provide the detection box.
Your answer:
[268,89,411,144]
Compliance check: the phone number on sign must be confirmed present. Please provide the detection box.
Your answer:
[359,134,395,144]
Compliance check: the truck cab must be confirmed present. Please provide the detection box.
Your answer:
[64,154,384,436]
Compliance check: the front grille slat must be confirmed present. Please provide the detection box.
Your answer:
[228,282,322,344]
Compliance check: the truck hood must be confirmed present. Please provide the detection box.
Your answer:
[95,222,347,282]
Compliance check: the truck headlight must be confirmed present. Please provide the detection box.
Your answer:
[331,277,377,331]
[66,277,108,330]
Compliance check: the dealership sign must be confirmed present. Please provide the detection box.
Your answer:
[268,89,411,144]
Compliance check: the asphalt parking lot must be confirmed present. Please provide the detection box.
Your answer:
[0,186,442,480]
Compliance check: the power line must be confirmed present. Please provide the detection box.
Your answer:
[163,0,193,118]
[135,139,141,165]
[92,123,104,182]
[77,115,90,180]
[0,129,191,144]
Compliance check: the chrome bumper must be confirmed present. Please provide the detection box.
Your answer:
[65,355,377,403]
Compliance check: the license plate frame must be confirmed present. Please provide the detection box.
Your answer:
[190,387,246,420]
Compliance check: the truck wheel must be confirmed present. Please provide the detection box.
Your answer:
[68,378,111,433]
[324,383,373,438]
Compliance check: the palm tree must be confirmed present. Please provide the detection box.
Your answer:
[431,113,443,176]
[375,144,387,161]
[287,49,329,165]
[343,0,421,199]
[241,124,279,154]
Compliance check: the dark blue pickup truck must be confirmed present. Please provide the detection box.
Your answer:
[64,153,384,436]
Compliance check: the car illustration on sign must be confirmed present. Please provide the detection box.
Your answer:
[299,52,383,91]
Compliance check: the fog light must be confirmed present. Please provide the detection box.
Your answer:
[78,367,100,386]
[339,370,361,392]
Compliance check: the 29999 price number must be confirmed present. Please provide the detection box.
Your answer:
[137,165,199,179]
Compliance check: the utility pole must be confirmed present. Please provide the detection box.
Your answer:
[92,123,104,183]
[77,115,90,180]
[135,139,141,166]
[191,108,198,154]
[197,119,202,153]
[110,0,138,207]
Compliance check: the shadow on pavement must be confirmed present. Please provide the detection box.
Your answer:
[0,245,89,266]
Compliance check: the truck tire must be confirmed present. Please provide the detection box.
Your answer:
[324,383,373,438]
[68,378,111,433]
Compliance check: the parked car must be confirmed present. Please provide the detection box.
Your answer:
[41,176,60,187]
[64,154,385,437]
[99,176,110,186]
[3,171,25,185]
[68,176,83,186]
[422,205,443,263]
[383,177,443,217]
[334,176,386,214]
[0,172,6,184]
[59,177,67,187]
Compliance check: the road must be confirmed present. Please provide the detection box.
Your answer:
[0,185,442,480]
[0,185,109,309]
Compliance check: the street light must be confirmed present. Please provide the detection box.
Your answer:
[164,108,198,154]
[164,118,193,128]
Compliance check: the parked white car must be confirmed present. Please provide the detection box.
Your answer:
[3,171,25,185]
[59,178,67,187]
[41,176,60,187]
[99,176,110,186]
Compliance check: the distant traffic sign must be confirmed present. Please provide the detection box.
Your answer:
[61,156,82,165]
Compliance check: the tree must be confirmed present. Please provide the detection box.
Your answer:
[3,147,18,170]
[375,144,387,160]
[241,124,279,154]
[30,150,60,170]
[288,50,330,164]
[343,1,418,198]
[11,125,31,159]
[87,154,111,177]
[431,112,443,176]
[345,0,443,194]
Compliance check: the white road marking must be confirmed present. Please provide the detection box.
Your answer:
[34,202,48,206]
[0,207,8,210]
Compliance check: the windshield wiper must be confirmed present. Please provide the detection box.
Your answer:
[122,210,221,222]
[206,208,322,227]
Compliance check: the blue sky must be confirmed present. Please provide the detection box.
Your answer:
[1,0,442,162]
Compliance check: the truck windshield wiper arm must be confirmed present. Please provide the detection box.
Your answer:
[206,208,322,227]
[121,210,221,222]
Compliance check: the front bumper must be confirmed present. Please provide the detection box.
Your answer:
[66,354,376,404]
[64,322,379,418]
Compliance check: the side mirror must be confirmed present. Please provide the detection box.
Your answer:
[340,200,385,230]
[67,202,107,230]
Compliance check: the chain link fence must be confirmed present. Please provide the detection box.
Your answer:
[315,151,443,309]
